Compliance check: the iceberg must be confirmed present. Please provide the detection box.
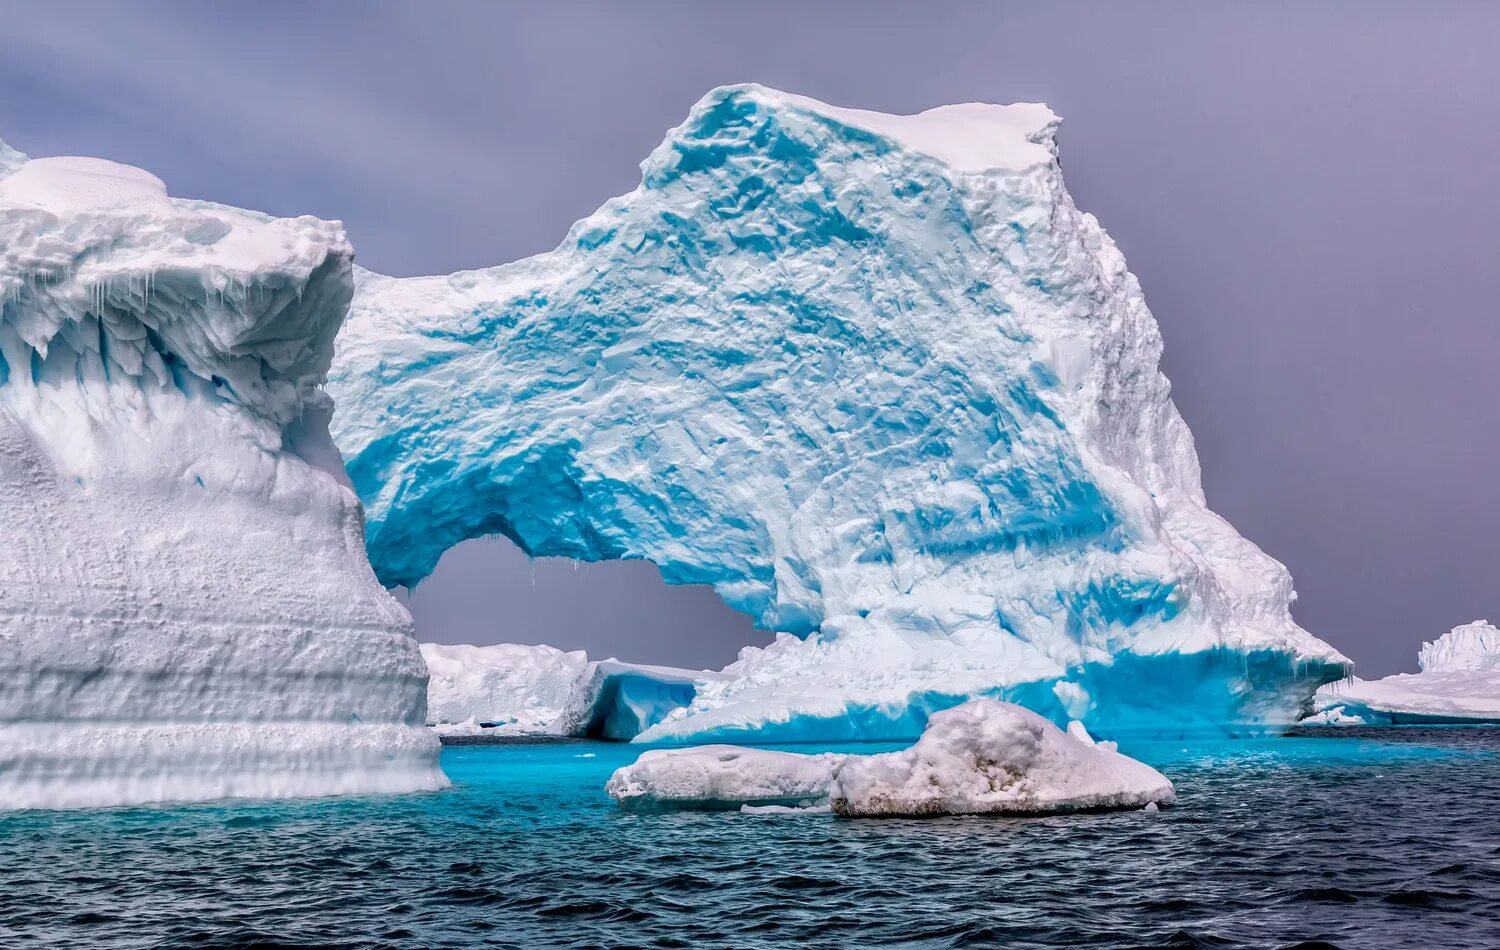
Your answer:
[1306,621,1500,725]
[0,143,445,809]
[422,642,712,740]
[421,642,592,736]
[328,84,1349,744]
[605,698,1174,815]
[830,698,1175,816]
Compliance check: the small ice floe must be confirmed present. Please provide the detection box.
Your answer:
[605,745,841,811]
[605,699,1174,817]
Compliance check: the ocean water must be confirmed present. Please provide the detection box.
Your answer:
[2,728,1498,949]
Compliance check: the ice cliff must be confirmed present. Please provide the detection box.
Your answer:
[329,84,1349,743]
[0,144,445,808]
[1307,621,1500,725]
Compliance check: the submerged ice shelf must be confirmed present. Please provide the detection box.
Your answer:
[0,143,445,809]
[422,642,709,741]
[605,698,1175,815]
[1305,621,1500,726]
[330,84,1348,743]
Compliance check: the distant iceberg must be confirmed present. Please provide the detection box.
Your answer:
[331,84,1348,743]
[422,642,710,740]
[605,698,1175,815]
[1306,621,1500,725]
[0,143,444,808]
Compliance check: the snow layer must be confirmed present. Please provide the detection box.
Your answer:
[422,641,711,740]
[605,698,1173,815]
[1307,621,1500,725]
[830,698,1174,816]
[329,84,1348,743]
[606,745,841,811]
[0,139,445,809]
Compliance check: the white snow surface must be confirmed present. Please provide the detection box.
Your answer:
[330,84,1348,744]
[606,745,842,811]
[1307,621,1500,725]
[605,698,1174,816]
[0,139,445,809]
[830,698,1174,816]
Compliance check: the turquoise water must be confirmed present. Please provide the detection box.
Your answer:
[2,728,1498,948]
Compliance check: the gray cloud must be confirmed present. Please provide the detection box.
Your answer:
[3,0,1496,674]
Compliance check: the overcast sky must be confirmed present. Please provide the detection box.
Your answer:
[3,1,1495,675]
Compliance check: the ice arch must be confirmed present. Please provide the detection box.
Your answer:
[329,84,1348,743]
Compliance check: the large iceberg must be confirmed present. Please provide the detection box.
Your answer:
[605,698,1174,815]
[0,144,445,808]
[1306,621,1500,725]
[329,84,1349,743]
[421,641,709,740]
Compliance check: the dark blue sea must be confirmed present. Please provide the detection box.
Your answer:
[2,727,1498,949]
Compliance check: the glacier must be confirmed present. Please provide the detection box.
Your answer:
[605,698,1175,816]
[328,84,1350,744]
[1306,621,1500,725]
[0,142,445,808]
[422,641,709,740]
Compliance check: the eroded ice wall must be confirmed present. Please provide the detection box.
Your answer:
[330,85,1348,742]
[0,146,446,808]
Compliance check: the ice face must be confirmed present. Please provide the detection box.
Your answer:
[1417,620,1500,674]
[604,698,1174,815]
[328,84,1349,743]
[0,139,445,809]
[1308,621,1500,726]
[421,641,709,741]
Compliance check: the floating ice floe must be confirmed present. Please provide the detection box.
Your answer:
[606,699,1174,817]
[1305,621,1500,725]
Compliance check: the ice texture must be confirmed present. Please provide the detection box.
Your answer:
[0,142,445,809]
[329,84,1349,743]
[606,745,842,811]
[422,642,592,736]
[422,642,710,740]
[605,698,1173,816]
[830,698,1174,816]
[1307,621,1500,725]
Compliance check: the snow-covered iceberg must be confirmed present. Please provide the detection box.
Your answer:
[1306,621,1500,725]
[329,84,1348,744]
[830,698,1174,816]
[0,143,445,809]
[422,642,711,740]
[606,745,842,811]
[605,698,1174,815]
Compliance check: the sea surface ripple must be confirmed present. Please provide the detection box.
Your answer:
[1,727,1498,949]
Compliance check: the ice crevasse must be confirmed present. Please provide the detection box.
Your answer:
[329,84,1350,744]
[0,143,445,808]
